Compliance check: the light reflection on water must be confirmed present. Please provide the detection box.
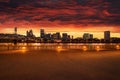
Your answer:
[0,43,120,52]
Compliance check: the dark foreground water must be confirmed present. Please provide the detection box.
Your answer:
[0,43,120,80]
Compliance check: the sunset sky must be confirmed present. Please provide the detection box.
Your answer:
[0,0,120,38]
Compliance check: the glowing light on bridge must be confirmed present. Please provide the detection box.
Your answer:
[56,46,62,53]
[116,45,120,50]
[96,46,100,51]
[56,46,67,53]
[82,46,87,51]
[22,47,26,50]
[57,46,61,49]
[20,46,27,53]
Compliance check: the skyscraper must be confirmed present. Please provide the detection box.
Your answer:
[29,30,34,36]
[90,34,93,40]
[104,31,110,42]
[14,27,17,35]
[40,29,45,38]
[62,33,68,41]
[56,32,61,40]
[83,33,93,40]
[26,30,29,36]
[45,33,51,40]
[26,29,35,37]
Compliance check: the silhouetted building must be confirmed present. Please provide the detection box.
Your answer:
[90,34,93,40]
[45,33,51,40]
[111,37,120,43]
[62,33,68,41]
[51,33,55,40]
[72,35,73,40]
[14,27,17,35]
[56,32,61,40]
[104,31,110,42]
[40,29,45,38]
[68,35,71,40]
[51,32,61,40]
[83,33,93,40]
[26,30,35,37]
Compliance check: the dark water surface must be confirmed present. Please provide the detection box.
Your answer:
[0,43,120,80]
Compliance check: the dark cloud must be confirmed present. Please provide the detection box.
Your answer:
[0,0,120,27]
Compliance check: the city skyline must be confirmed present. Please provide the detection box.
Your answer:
[0,27,120,43]
[0,27,120,39]
[0,0,120,37]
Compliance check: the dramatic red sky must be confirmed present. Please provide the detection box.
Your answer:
[0,0,120,38]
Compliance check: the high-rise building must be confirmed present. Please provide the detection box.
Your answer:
[51,32,61,40]
[83,33,88,40]
[67,35,71,41]
[56,32,61,40]
[29,30,33,36]
[83,33,92,40]
[90,34,93,40]
[26,30,29,36]
[45,33,51,40]
[14,27,17,34]
[62,33,68,40]
[26,29,35,37]
[72,35,73,40]
[40,29,45,38]
[51,33,57,40]
[104,31,110,42]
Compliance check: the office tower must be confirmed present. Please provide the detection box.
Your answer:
[68,35,71,40]
[14,27,17,34]
[104,31,110,42]
[56,32,61,40]
[83,33,93,40]
[90,34,93,40]
[83,33,90,40]
[62,33,68,40]
[40,29,45,38]
[45,33,51,40]
[26,30,29,36]
[51,33,57,40]
[26,30,35,37]
[72,36,73,40]
[29,30,33,36]
[51,32,61,40]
